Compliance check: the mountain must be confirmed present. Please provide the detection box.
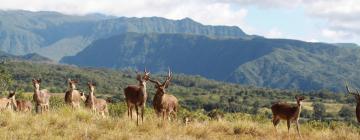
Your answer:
[61,32,360,92]
[0,10,251,61]
[0,51,52,62]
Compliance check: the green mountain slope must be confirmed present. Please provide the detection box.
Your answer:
[61,32,360,92]
[0,10,250,61]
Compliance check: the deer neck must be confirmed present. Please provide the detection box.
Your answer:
[295,101,302,118]
[89,90,96,109]
[140,82,147,97]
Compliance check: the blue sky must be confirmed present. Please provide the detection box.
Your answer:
[0,0,359,44]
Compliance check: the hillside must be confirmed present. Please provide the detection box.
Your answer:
[2,60,357,122]
[0,10,250,60]
[61,32,360,92]
[0,51,52,62]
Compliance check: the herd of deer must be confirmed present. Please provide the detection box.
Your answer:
[1,68,360,138]
[0,68,178,124]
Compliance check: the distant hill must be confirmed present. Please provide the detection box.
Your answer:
[0,51,52,62]
[61,32,360,92]
[0,10,251,61]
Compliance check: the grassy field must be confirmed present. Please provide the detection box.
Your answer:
[0,105,359,140]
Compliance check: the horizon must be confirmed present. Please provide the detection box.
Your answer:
[0,0,359,45]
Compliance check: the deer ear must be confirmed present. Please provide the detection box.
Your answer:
[38,79,42,83]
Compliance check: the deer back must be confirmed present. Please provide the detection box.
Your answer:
[34,89,50,104]
[0,98,11,110]
[153,92,178,113]
[271,103,299,119]
[124,85,147,105]
[16,100,32,112]
[65,90,82,104]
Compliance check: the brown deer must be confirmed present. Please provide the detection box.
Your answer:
[8,89,32,112]
[0,90,17,111]
[124,69,150,125]
[148,69,178,121]
[271,95,305,137]
[345,82,360,123]
[65,78,85,108]
[32,78,51,113]
[84,81,108,117]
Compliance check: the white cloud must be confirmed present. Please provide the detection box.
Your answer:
[0,0,360,43]
[266,28,284,38]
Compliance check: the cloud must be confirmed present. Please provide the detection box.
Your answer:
[266,28,284,38]
[0,0,359,43]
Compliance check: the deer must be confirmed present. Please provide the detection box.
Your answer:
[84,81,108,117]
[148,68,178,121]
[344,82,360,123]
[8,88,32,112]
[65,78,85,108]
[0,90,17,111]
[271,95,305,137]
[32,78,51,113]
[124,69,150,125]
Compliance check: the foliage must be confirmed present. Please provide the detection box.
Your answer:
[312,102,326,121]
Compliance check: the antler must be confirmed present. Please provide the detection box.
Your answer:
[345,81,360,96]
[163,68,172,88]
[149,78,162,86]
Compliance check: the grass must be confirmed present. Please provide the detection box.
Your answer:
[0,106,358,140]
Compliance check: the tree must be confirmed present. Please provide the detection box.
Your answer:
[312,102,326,120]
[338,105,355,121]
[0,64,13,92]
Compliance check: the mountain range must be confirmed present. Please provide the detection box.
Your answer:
[0,10,250,61]
[1,10,360,92]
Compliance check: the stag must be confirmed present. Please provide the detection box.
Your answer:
[32,79,51,113]
[84,82,108,117]
[65,78,85,108]
[271,95,305,137]
[124,69,150,125]
[0,90,17,111]
[149,69,178,121]
[345,82,360,123]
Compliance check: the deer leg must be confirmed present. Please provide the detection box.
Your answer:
[135,106,139,125]
[287,119,291,133]
[272,116,280,131]
[296,121,302,138]
[141,106,145,124]
[130,106,133,120]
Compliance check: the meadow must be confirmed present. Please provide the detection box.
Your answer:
[0,95,358,140]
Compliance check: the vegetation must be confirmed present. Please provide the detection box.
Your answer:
[61,31,360,92]
[0,98,358,140]
[0,60,359,124]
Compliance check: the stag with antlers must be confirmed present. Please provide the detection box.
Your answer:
[345,82,360,123]
[124,69,150,125]
[65,78,85,108]
[32,79,51,113]
[271,95,305,138]
[149,68,178,121]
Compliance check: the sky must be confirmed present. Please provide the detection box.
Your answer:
[0,0,359,44]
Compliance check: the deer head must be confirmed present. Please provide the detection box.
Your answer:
[68,78,78,90]
[295,95,305,106]
[149,68,172,95]
[87,81,96,92]
[32,78,41,90]
[136,68,150,87]
[80,91,86,101]
[7,88,17,109]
